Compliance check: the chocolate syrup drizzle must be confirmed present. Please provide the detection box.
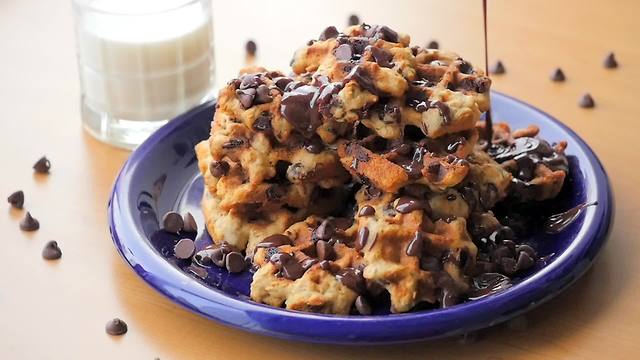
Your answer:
[482,0,493,142]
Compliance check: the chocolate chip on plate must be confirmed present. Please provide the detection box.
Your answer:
[174,238,195,259]
[7,190,24,209]
[578,93,595,108]
[348,14,360,26]
[245,40,257,56]
[105,318,128,336]
[426,40,439,49]
[182,212,198,233]
[550,67,566,82]
[603,52,618,69]
[490,60,505,74]
[162,211,183,233]
[42,240,62,260]
[19,211,39,231]
[225,251,246,273]
[355,295,372,315]
[33,156,51,173]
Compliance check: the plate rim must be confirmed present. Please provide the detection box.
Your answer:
[108,92,613,344]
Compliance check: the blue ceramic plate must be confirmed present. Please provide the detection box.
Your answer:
[108,92,613,344]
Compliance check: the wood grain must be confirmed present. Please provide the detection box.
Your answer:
[1,0,639,359]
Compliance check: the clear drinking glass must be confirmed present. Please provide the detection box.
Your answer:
[72,0,215,149]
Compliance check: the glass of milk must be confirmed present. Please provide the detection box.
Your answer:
[72,0,215,149]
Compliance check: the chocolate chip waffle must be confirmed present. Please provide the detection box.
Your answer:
[193,24,569,315]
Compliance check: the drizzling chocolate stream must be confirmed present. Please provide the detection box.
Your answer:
[482,0,493,142]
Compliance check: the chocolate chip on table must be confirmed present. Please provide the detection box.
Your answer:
[225,251,246,273]
[319,26,339,41]
[316,240,335,261]
[19,212,39,231]
[578,93,595,108]
[174,239,195,259]
[355,296,372,315]
[182,212,198,233]
[162,211,183,233]
[603,52,618,68]
[490,60,505,74]
[348,14,360,26]
[245,40,257,56]
[33,156,51,173]
[550,67,566,82]
[42,240,62,260]
[105,318,128,336]
[426,40,439,49]
[209,160,230,177]
[7,190,24,209]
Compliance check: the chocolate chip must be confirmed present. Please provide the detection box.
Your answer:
[162,211,183,233]
[174,239,195,259]
[427,162,441,175]
[347,65,382,95]
[273,77,293,91]
[370,46,394,68]
[603,52,618,69]
[458,60,474,75]
[253,113,272,131]
[490,60,505,74]
[501,257,517,274]
[429,100,452,124]
[301,258,318,270]
[193,248,215,266]
[225,252,246,273]
[395,197,424,214]
[105,318,128,336]
[406,231,423,257]
[515,251,535,271]
[182,212,198,233]
[377,25,399,42]
[19,211,39,231]
[7,190,24,209]
[426,40,439,49]
[253,84,272,105]
[42,240,62,260]
[578,93,595,108]
[550,68,565,82]
[222,138,245,149]
[337,267,366,293]
[303,135,324,154]
[33,156,51,173]
[348,14,360,26]
[316,240,335,261]
[236,88,256,109]
[188,265,208,279]
[358,205,375,217]
[245,40,257,56]
[210,160,229,177]
[280,85,322,136]
[319,26,339,40]
[334,44,353,61]
[314,219,335,240]
[210,248,226,267]
[275,253,305,280]
[356,227,370,250]
[256,234,292,248]
[355,296,372,315]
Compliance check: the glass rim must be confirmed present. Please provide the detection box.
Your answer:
[71,0,206,16]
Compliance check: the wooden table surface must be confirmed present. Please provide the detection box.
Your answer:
[1,0,639,359]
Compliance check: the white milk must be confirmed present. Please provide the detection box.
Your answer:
[75,0,214,121]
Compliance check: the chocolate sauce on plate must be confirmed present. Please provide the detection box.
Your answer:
[544,201,598,234]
